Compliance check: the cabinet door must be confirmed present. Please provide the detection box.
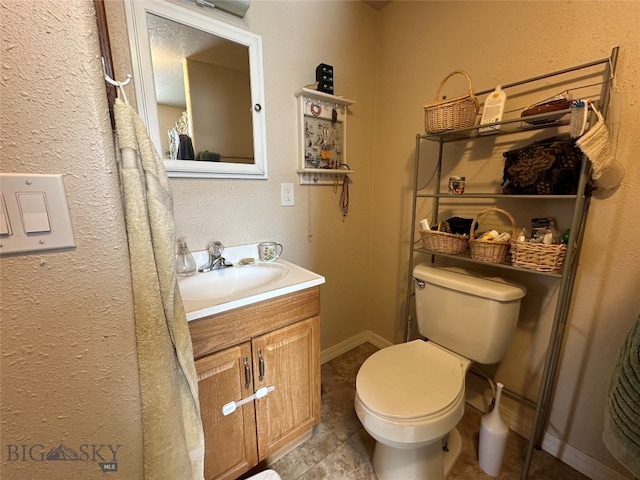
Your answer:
[253,316,320,460]
[196,343,258,480]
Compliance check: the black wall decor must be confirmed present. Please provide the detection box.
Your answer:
[316,63,334,94]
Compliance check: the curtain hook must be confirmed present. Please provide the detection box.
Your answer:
[102,57,132,88]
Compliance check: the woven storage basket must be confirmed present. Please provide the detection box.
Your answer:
[424,70,479,134]
[511,241,567,273]
[420,229,469,254]
[469,207,517,264]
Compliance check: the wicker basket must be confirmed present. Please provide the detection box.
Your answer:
[424,70,479,134]
[420,229,469,254]
[469,207,518,264]
[511,241,567,273]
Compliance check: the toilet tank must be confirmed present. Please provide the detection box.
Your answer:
[413,264,526,364]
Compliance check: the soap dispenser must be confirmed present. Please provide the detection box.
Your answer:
[176,237,196,277]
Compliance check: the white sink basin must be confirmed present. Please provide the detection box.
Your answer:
[179,263,289,302]
[177,243,325,321]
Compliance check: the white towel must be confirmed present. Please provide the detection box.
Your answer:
[114,98,204,480]
[576,104,624,190]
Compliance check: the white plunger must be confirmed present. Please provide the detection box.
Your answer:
[479,382,509,476]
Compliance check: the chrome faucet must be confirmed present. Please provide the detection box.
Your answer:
[198,241,232,272]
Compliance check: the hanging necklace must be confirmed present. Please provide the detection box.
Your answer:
[339,176,350,219]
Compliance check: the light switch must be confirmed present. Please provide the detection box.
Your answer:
[0,173,75,255]
[0,193,12,236]
[17,192,51,233]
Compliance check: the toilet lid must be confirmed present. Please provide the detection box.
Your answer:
[356,341,464,420]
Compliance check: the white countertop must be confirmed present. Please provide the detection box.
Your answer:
[179,243,325,321]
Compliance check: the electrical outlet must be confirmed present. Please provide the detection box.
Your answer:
[281,183,294,206]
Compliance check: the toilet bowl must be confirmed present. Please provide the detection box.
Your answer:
[355,264,526,480]
[355,340,471,480]
[245,470,281,480]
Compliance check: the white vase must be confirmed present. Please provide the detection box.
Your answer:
[479,382,509,477]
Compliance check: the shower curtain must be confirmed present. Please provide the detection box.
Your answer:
[114,97,204,479]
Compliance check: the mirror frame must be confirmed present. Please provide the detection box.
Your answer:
[123,0,268,179]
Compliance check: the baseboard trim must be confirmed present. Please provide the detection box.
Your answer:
[541,433,630,480]
[320,330,392,364]
[322,331,627,480]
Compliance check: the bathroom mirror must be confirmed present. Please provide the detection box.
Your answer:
[124,0,267,179]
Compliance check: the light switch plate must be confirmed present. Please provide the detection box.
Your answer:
[0,173,76,255]
[0,193,11,236]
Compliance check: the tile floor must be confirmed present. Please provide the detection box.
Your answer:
[270,342,589,480]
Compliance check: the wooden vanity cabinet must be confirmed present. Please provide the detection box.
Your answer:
[253,317,320,460]
[190,287,321,480]
[196,343,258,480]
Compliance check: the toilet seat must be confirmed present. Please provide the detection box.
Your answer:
[356,340,465,421]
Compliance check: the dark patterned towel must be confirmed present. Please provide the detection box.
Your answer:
[603,313,640,477]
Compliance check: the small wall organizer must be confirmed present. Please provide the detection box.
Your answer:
[295,88,355,185]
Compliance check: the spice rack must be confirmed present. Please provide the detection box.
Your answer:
[405,48,618,480]
[295,88,355,185]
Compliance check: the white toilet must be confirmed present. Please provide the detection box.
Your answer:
[355,264,526,480]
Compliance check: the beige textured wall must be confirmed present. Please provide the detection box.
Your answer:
[371,1,640,477]
[109,0,640,476]
[3,0,638,478]
[168,0,379,351]
[0,1,143,478]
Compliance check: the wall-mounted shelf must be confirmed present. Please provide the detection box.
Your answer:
[405,47,619,480]
[295,167,356,185]
[295,88,355,185]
